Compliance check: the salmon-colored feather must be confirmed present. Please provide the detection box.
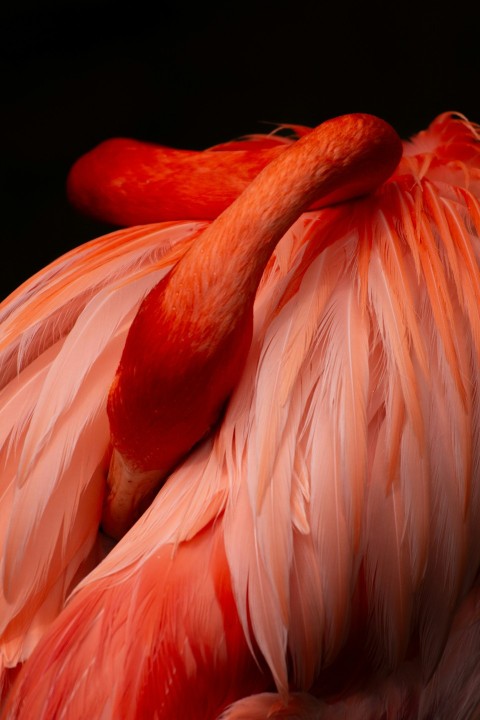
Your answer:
[0,221,206,671]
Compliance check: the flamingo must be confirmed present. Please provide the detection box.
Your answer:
[0,111,480,719]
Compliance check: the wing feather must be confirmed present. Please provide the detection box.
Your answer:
[0,220,205,667]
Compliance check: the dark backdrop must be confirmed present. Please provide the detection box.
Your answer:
[2,0,479,299]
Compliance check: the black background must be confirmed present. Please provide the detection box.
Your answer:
[2,0,479,299]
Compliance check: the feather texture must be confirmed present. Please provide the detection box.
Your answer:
[1,113,480,718]
[0,221,205,667]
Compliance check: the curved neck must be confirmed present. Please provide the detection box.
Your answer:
[167,114,402,312]
[104,113,402,538]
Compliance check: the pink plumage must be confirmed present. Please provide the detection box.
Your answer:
[1,112,480,719]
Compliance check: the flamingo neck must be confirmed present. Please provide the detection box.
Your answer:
[103,113,402,539]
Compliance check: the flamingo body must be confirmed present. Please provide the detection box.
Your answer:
[1,113,480,718]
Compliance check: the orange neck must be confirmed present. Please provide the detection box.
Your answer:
[104,113,402,538]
